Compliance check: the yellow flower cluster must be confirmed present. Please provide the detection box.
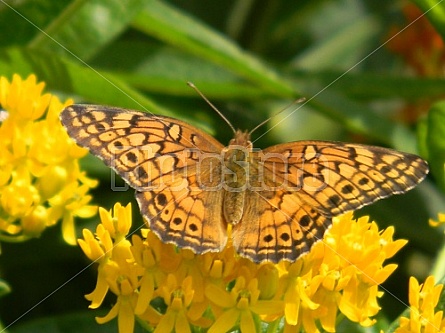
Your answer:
[0,74,97,244]
[79,203,407,333]
[394,276,445,333]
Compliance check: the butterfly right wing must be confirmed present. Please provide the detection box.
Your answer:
[232,187,332,263]
[260,140,428,216]
[232,140,428,263]
[60,104,228,253]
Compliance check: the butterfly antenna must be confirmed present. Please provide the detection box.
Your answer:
[248,97,306,135]
[187,82,236,134]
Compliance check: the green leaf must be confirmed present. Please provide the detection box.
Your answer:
[0,279,11,298]
[131,0,296,97]
[293,14,380,70]
[0,0,71,46]
[299,84,420,153]
[426,101,445,191]
[0,47,169,114]
[29,0,146,60]
[294,70,445,100]
[91,40,268,99]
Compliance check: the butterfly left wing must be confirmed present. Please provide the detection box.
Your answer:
[232,141,428,263]
[60,104,229,253]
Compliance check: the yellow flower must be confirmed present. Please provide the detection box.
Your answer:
[154,274,195,333]
[80,204,407,333]
[394,276,445,333]
[0,74,97,243]
[79,224,114,309]
[130,231,179,315]
[206,265,284,333]
[429,213,445,228]
[279,262,321,332]
[81,203,141,333]
[95,272,139,333]
[281,212,406,332]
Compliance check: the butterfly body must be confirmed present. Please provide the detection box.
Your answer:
[222,131,252,224]
[61,104,429,263]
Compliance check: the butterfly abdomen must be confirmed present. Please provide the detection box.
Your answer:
[222,130,253,225]
[222,145,249,224]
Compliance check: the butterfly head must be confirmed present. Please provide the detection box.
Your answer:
[229,130,252,149]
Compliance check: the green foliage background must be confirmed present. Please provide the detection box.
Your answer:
[0,0,445,332]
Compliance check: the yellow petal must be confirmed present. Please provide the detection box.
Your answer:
[118,299,135,333]
[175,311,191,333]
[208,308,239,333]
[96,301,119,324]
[250,300,283,316]
[284,302,299,326]
[134,274,155,315]
[205,284,235,308]
[154,311,175,333]
[61,213,76,245]
[86,268,110,309]
[240,310,255,333]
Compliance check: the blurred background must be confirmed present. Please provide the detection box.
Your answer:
[0,0,444,332]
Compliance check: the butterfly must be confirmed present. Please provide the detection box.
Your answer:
[60,104,429,263]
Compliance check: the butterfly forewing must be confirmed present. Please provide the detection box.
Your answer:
[60,104,224,190]
[261,141,428,216]
[60,104,429,263]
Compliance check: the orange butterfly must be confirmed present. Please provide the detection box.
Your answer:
[61,104,428,263]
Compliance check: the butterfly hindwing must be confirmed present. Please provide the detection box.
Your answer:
[136,185,227,254]
[232,189,331,263]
